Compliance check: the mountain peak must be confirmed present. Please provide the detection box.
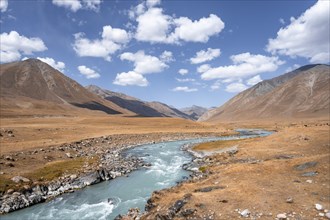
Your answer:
[180,105,208,120]
[0,59,130,116]
[199,64,330,122]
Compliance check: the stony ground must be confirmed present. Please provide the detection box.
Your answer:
[0,115,229,191]
[141,121,330,219]
[0,115,226,154]
[0,114,329,218]
[0,114,232,213]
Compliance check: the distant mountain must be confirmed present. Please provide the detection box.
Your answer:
[146,101,192,119]
[0,59,131,116]
[199,64,330,122]
[180,105,208,120]
[86,85,193,120]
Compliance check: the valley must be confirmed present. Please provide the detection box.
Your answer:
[0,55,329,218]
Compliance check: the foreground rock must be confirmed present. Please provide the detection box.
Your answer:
[0,151,145,214]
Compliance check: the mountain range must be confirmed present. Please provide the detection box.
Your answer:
[179,105,208,120]
[86,85,197,119]
[1,59,328,121]
[0,59,203,120]
[199,64,330,122]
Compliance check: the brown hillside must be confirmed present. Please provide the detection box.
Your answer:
[199,64,330,122]
[87,85,192,119]
[0,59,131,116]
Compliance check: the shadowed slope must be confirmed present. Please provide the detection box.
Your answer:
[86,85,192,119]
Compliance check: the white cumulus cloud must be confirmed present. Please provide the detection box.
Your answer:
[73,25,130,61]
[246,75,262,86]
[0,31,47,63]
[190,48,221,64]
[102,25,130,44]
[200,53,284,81]
[52,0,82,12]
[78,65,100,79]
[135,8,172,43]
[178,69,188,75]
[0,0,8,12]
[172,86,198,92]
[267,0,330,63]
[169,14,224,43]
[146,0,161,8]
[134,3,224,44]
[225,82,248,93]
[197,64,211,73]
[120,50,169,74]
[176,78,195,82]
[113,71,148,86]
[160,50,174,62]
[36,57,65,72]
[52,0,102,12]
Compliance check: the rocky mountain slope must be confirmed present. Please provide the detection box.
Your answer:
[180,105,208,120]
[86,85,193,119]
[199,64,330,122]
[0,59,130,116]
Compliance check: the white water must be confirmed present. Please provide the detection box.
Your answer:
[3,130,272,219]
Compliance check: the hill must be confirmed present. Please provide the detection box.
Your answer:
[86,85,192,119]
[0,59,130,117]
[199,64,330,122]
[180,105,208,120]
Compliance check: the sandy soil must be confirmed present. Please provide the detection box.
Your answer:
[142,120,330,219]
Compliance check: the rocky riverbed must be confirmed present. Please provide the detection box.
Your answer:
[116,134,255,219]
[137,124,330,220]
[0,147,147,214]
[0,132,226,214]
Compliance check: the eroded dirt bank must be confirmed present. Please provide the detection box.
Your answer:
[139,122,330,220]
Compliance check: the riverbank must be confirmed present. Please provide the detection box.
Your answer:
[140,121,330,219]
[0,131,230,214]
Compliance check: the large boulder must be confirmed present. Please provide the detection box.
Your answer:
[74,172,101,187]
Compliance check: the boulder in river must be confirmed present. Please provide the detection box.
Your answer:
[77,172,101,186]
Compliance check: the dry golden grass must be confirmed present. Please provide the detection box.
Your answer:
[0,156,99,193]
[143,121,330,219]
[0,115,225,154]
[193,138,258,151]
[26,156,98,182]
[0,113,228,194]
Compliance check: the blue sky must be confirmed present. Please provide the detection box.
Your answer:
[1,0,329,108]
